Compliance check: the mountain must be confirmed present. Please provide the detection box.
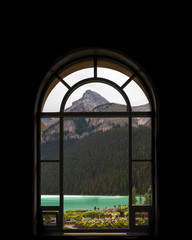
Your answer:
[42,118,54,124]
[41,90,151,144]
[65,90,109,112]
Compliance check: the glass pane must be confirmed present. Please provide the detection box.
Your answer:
[97,67,128,86]
[135,212,149,226]
[41,163,60,206]
[42,211,58,226]
[132,117,151,160]
[59,59,94,81]
[63,68,94,87]
[132,162,152,206]
[97,59,133,79]
[42,81,68,112]
[41,118,59,160]
[124,79,151,111]
[64,83,127,112]
[63,117,129,229]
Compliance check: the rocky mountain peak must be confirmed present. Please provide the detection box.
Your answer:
[65,90,109,112]
[76,90,108,106]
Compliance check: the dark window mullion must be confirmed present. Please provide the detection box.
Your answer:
[129,116,133,230]
[121,73,136,89]
[59,116,64,230]
[94,57,97,78]
[132,160,152,162]
[40,160,60,163]
[55,74,71,89]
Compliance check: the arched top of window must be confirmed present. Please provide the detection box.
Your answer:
[40,54,154,114]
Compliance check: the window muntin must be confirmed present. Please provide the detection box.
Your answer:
[37,54,157,235]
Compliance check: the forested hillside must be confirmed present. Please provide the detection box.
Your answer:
[41,125,151,196]
[63,126,129,195]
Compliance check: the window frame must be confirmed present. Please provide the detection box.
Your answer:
[34,48,158,237]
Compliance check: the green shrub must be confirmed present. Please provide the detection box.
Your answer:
[82,210,104,218]
[64,211,77,217]
[73,215,83,221]
[64,211,83,222]
[65,209,88,212]
[116,207,125,217]
[75,218,129,229]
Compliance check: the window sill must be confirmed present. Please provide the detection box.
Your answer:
[40,231,157,239]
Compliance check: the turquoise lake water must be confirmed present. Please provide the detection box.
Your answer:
[41,195,145,211]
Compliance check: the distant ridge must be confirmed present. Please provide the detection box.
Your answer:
[42,90,150,143]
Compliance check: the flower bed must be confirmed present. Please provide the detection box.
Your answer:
[74,218,129,229]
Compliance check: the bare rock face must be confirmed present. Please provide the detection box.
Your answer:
[65,90,109,112]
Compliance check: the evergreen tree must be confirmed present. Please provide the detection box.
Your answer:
[132,186,136,205]
[145,186,152,205]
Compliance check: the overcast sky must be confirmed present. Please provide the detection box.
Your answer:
[43,68,149,112]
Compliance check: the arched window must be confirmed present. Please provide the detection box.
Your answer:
[35,48,158,236]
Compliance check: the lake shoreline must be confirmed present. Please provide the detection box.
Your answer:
[41,195,145,211]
